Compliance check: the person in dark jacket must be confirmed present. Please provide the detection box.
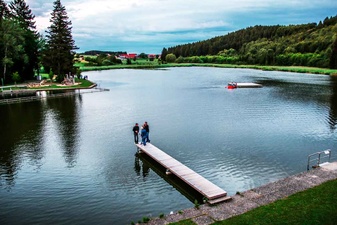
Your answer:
[140,126,147,145]
[143,121,150,143]
[132,123,139,144]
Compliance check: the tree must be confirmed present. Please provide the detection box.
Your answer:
[9,0,39,81]
[165,53,176,63]
[0,0,10,83]
[138,53,147,59]
[330,36,337,69]
[161,48,168,63]
[43,0,77,82]
[0,18,25,83]
[11,71,20,85]
[0,0,10,19]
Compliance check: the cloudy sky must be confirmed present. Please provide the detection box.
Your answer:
[10,0,337,54]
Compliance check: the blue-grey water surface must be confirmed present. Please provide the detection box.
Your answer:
[1,67,337,224]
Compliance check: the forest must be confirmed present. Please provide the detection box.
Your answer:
[0,0,77,84]
[162,15,337,69]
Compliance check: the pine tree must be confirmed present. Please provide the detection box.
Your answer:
[9,0,38,80]
[0,19,25,83]
[43,0,77,82]
[9,0,36,30]
[1,0,26,83]
[0,0,10,19]
[161,48,168,63]
[330,36,337,69]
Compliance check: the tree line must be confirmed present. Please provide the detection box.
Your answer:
[161,15,337,69]
[0,0,77,85]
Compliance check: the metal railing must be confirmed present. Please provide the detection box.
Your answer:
[307,149,332,171]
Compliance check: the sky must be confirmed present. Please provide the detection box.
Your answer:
[8,0,337,54]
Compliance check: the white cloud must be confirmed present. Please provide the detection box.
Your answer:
[11,0,337,52]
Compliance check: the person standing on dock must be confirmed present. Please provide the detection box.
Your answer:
[133,123,139,144]
[140,126,147,145]
[143,121,150,143]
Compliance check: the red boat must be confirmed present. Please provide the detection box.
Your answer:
[227,82,237,89]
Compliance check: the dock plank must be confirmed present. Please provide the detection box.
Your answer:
[136,143,230,203]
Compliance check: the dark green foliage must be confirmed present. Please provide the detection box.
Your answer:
[9,0,39,81]
[142,216,150,223]
[0,0,39,84]
[0,0,10,18]
[161,47,168,62]
[165,15,337,68]
[138,53,148,59]
[0,18,25,83]
[42,0,77,82]
[81,50,126,55]
[166,53,176,63]
[330,36,337,69]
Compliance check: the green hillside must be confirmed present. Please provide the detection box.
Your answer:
[163,15,337,69]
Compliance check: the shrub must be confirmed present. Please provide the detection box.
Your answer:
[166,53,177,63]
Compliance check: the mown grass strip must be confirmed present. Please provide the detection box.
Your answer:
[212,179,337,225]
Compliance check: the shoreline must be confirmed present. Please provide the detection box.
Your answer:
[79,64,337,76]
[2,64,336,92]
[140,162,337,225]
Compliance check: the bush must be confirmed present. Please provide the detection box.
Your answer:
[12,72,20,84]
[102,59,113,66]
[166,53,177,63]
[175,56,184,63]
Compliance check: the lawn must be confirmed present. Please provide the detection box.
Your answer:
[169,179,337,225]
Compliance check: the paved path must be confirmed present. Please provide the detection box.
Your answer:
[141,162,337,225]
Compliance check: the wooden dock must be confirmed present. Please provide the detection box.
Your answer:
[136,143,231,204]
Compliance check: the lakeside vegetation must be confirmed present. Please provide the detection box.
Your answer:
[1,0,77,86]
[74,57,337,75]
[168,179,337,225]
[162,15,337,69]
[1,1,337,86]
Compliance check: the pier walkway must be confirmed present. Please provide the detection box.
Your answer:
[136,143,231,204]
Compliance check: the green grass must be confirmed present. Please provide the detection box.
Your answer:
[26,78,94,90]
[169,179,337,225]
[216,179,337,225]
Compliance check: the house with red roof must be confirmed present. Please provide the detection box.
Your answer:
[118,53,138,59]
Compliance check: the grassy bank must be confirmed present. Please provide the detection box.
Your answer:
[169,179,337,225]
[78,62,337,75]
[1,78,94,92]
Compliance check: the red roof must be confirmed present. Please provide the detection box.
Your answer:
[119,53,137,59]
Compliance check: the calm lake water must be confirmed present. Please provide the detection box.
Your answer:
[1,67,337,224]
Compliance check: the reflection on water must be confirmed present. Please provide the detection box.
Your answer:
[0,95,81,189]
[328,76,337,130]
[46,96,81,167]
[135,153,205,204]
[1,67,337,224]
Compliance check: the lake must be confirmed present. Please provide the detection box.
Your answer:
[1,67,337,224]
